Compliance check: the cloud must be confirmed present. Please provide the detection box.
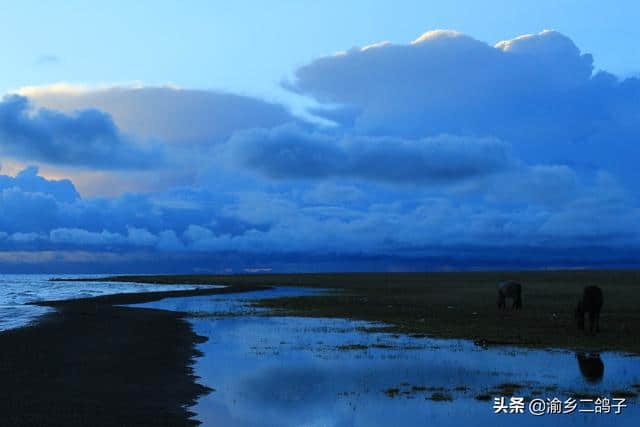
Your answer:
[0,95,163,169]
[48,226,166,248]
[156,230,185,251]
[18,85,296,145]
[49,228,125,246]
[0,163,637,272]
[302,182,365,205]
[10,85,300,196]
[287,30,594,136]
[225,124,512,183]
[2,30,640,271]
[285,29,640,193]
[284,29,639,160]
[482,165,580,207]
[0,165,79,203]
[0,185,65,233]
[0,250,141,265]
[9,232,43,243]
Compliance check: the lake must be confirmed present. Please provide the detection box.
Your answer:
[132,287,640,426]
[0,274,208,331]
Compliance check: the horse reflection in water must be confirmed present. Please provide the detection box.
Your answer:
[576,352,605,383]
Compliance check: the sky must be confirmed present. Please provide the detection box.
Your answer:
[1,1,640,273]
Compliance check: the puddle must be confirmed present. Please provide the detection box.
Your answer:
[132,287,640,426]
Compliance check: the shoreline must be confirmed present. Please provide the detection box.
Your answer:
[3,273,639,424]
[68,270,640,355]
[0,284,269,426]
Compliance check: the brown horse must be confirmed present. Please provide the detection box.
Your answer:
[575,286,603,334]
[497,281,522,310]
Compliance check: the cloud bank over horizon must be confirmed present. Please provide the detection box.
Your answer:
[2,29,640,272]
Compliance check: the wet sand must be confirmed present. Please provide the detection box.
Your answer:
[0,285,269,426]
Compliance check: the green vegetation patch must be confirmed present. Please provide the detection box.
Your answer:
[427,392,453,401]
[384,388,400,398]
[336,344,369,351]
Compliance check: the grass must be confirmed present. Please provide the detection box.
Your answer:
[78,270,640,354]
[412,386,443,392]
[491,383,523,396]
[475,393,492,401]
[427,392,453,401]
[336,344,368,350]
[384,388,400,397]
[383,384,457,400]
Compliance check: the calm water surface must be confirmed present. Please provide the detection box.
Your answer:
[133,287,640,426]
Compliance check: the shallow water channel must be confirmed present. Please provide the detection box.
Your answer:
[132,287,639,426]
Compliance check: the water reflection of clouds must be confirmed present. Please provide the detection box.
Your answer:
[133,289,640,427]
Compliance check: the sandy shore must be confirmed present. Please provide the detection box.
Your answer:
[0,284,269,426]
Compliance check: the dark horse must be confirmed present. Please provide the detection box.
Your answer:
[575,286,603,334]
[497,281,522,310]
[576,352,605,383]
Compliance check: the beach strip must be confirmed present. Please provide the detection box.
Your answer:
[0,285,269,426]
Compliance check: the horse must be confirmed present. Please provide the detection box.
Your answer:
[497,281,522,310]
[575,285,603,334]
[576,352,604,383]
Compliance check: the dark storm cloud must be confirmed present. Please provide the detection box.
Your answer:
[0,95,163,169]
[226,124,512,183]
[0,164,638,273]
[24,86,296,145]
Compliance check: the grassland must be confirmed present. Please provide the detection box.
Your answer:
[75,270,640,354]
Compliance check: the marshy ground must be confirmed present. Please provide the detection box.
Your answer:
[130,289,640,426]
[24,273,640,425]
[93,270,640,354]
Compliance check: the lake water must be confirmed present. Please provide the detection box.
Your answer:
[0,274,208,332]
[133,287,640,426]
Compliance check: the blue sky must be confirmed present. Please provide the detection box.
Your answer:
[3,1,639,96]
[1,1,640,272]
